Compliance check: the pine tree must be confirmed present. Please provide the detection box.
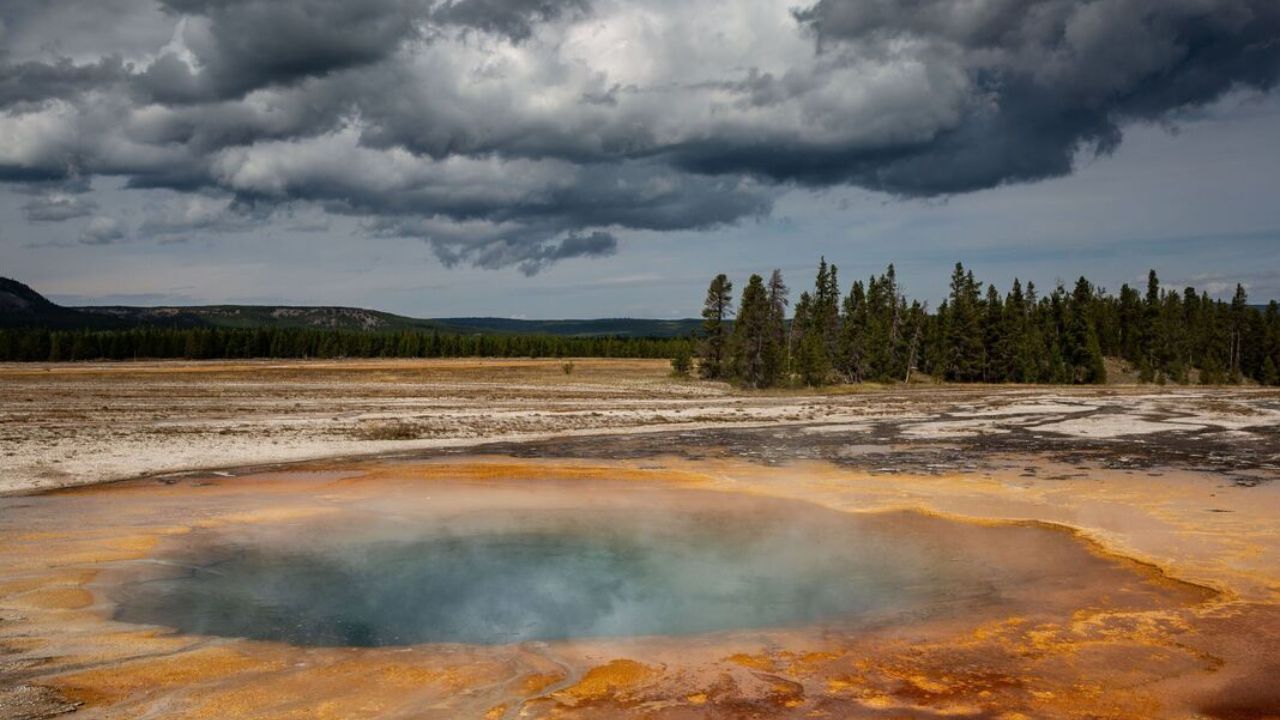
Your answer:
[1064,278,1104,383]
[885,265,904,377]
[1087,331,1108,384]
[1161,291,1188,383]
[670,342,693,377]
[925,300,949,379]
[1200,353,1224,385]
[1229,283,1248,383]
[901,300,926,383]
[862,264,906,381]
[792,291,827,386]
[1139,270,1161,381]
[764,269,790,386]
[1002,279,1028,382]
[796,331,827,386]
[1265,302,1280,385]
[730,275,772,387]
[698,274,733,379]
[1016,281,1043,382]
[790,290,812,378]
[812,258,841,372]
[982,283,1005,382]
[839,280,868,382]
[1118,283,1141,362]
[1261,355,1278,386]
[864,269,897,381]
[945,263,984,381]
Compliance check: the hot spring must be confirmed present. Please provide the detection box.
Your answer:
[0,459,1239,718]
[105,475,1134,648]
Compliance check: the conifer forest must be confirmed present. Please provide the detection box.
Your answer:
[695,261,1280,388]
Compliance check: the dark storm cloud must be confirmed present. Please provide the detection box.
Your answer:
[0,57,127,109]
[136,0,426,103]
[205,132,772,268]
[364,215,617,275]
[775,0,1280,193]
[431,0,590,41]
[453,230,618,277]
[1,0,1279,270]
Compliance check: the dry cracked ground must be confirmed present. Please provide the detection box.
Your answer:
[2,358,1280,719]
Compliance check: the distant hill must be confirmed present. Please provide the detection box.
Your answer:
[77,304,444,333]
[0,278,136,330]
[0,277,699,337]
[0,277,60,315]
[434,317,702,338]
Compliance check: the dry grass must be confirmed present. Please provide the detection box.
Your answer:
[352,420,423,441]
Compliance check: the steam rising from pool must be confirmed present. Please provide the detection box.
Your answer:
[112,488,1003,647]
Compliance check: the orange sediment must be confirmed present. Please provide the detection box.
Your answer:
[0,455,1277,719]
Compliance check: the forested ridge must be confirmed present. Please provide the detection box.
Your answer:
[0,276,686,360]
[0,326,683,362]
[693,261,1280,388]
[4,262,1279,388]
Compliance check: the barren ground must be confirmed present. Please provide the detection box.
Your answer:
[3,358,1280,494]
[2,359,1279,719]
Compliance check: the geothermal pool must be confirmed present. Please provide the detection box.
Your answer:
[99,464,1190,651]
[2,457,1247,719]
[112,499,991,646]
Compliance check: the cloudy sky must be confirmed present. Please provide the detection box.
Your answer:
[2,0,1279,318]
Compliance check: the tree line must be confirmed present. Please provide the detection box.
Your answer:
[0,325,687,362]
[694,260,1280,388]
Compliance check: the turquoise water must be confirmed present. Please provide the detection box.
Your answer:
[112,500,992,647]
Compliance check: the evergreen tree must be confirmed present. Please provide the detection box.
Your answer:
[1118,283,1141,362]
[839,280,868,382]
[1161,291,1188,383]
[791,291,827,386]
[1017,281,1043,382]
[790,290,812,376]
[1139,270,1162,381]
[730,274,772,387]
[1065,277,1107,384]
[1229,283,1248,382]
[900,300,926,383]
[1262,356,1279,387]
[864,269,897,381]
[698,274,733,379]
[764,269,790,386]
[811,258,841,372]
[924,300,949,379]
[1265,302,1280,385]
[982,283,1005,382]
[945,263,984,381]
[884,265,904,378]
[1001,279,1029,382]
[670,341,693,377]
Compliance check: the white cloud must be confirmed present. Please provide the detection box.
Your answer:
[79,215,124,244]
